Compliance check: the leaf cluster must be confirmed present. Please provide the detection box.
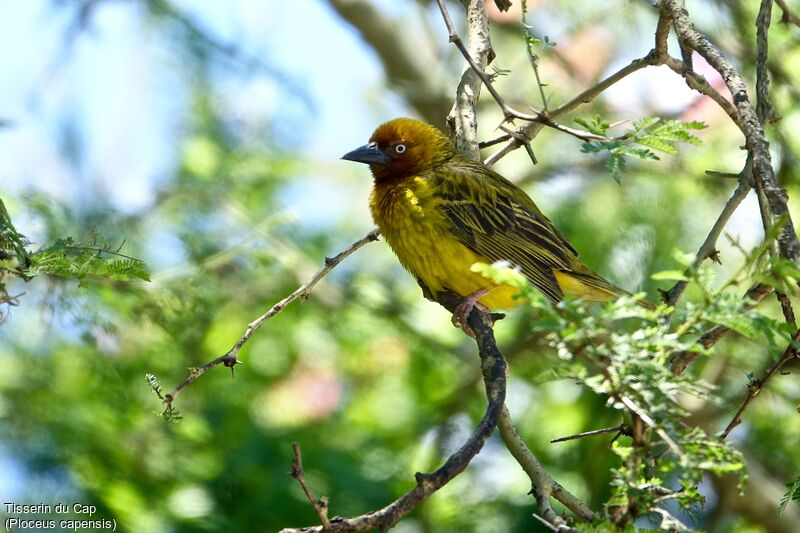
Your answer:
[575,116,706,183]
[0,198,149,321]
[473,251,798,528]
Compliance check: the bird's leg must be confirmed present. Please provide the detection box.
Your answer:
[452,288,491,337]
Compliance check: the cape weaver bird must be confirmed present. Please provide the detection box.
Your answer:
[342,118,651,334]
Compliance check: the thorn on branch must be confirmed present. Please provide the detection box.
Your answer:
[550,423,631,444]
[493,0,512,12]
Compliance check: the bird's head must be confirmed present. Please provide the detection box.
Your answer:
[342,118,456,182]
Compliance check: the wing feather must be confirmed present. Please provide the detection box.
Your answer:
[430,158,590,303]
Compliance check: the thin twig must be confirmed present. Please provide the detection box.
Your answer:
[484,53,656,165]
[550,423,632,444]
[291,443,332,531]
[436,0,539,124]
[620,396,682,457]
[163,228,381,405]
[662,164,753,306]
[521,0,550,111]
[720,327,800,439]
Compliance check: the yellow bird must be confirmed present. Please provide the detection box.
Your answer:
[343,118,651,332]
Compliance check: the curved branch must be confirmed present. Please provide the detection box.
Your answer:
[280,302,508,532]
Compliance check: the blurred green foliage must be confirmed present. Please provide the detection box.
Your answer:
[1,1,799,532]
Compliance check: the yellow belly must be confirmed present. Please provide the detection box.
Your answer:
[370,178,523,310]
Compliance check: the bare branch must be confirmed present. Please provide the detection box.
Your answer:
[484,52,656,165]
[163,229,381,405]
[550,423,632,444]
[775,0,800,27]
[720,327,800,439]
[447,0,493,158]
[497,407,596,522]
[662,164,753,306]
[291,443,332,531]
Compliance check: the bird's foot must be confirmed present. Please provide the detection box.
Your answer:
[452,288,491,337]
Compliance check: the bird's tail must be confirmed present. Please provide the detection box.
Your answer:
[553,269,656,310]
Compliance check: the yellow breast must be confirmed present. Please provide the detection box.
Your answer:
[370,176,522,310]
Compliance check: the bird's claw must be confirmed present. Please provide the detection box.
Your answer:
[451,288,491,338]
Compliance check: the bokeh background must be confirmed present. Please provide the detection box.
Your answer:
[1,1,799,531]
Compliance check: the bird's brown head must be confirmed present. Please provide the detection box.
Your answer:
[342,118,456,183]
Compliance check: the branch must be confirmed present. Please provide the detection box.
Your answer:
[446,0,493,158]
[291,443,332,531]
[775,0,800,27]
[483,51,657,165]
[280,300,508,532]
[663,0,800,264]
[662,163,753,306]
[670,283,774,375]
[550,423,631,444]
[436,0,613,165]
[498,407,596,523]
[720,326,800,439]
[163,228,381,405]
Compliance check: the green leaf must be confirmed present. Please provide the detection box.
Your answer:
[651,270,690,281]
[779,475,800,514]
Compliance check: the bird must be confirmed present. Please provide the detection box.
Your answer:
[342,117,652,334]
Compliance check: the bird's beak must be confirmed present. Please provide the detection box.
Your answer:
[341,143,387,165]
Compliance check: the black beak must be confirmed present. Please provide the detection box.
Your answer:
[341,143,388,165]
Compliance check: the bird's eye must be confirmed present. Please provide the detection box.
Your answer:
[394,143,407,154]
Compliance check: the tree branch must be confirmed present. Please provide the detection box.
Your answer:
[663,0,800,264]
[446,0,493,158]
[498,407,596,523]
[775,0,800,27]
[662,163,753,306]
[720,326,800,439]
[163,228,381,406]
[280,300,508,532]
[291,443,332,531]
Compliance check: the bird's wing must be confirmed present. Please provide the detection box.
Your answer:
[428,159,583,303]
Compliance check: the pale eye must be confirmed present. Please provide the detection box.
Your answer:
[394,143,407,154]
